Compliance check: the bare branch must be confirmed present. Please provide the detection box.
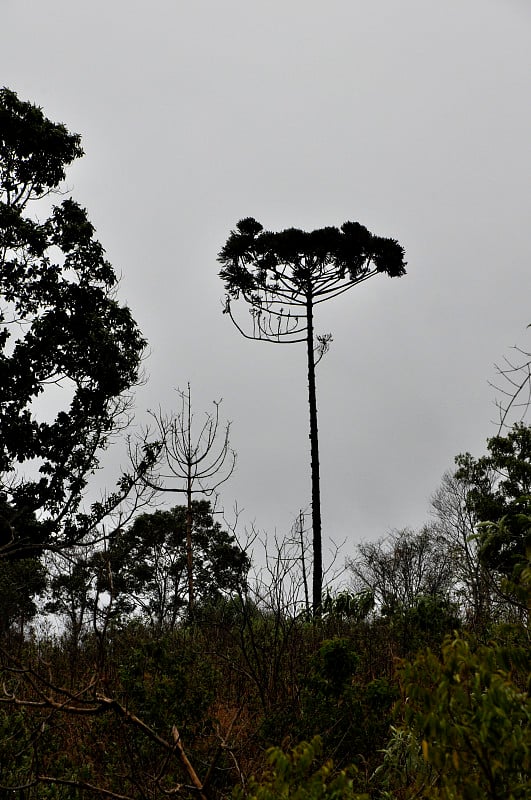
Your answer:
[172,726,210,800]
[36,776,134,800]
[490,340,531,431]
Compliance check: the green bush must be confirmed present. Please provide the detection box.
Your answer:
[117,628,217,738]
[237,736,368,800]
[398,633,530,799]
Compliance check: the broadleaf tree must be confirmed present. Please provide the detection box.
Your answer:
[109,500,250,629]
[0,88,146,561]
[455,422,531,614]
[218,218,406,613]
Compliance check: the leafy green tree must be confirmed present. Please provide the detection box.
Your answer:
[0,498,46,633]
[219,218,406,614]
[110,500,250,628]
[0,88,146,560]
[45,549,122,680]
[456,423,531,612]
[322,589,375,622]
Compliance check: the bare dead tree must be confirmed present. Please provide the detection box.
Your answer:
[135,384,236,615]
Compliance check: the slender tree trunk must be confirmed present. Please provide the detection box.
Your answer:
[306,294,322,615]
[186,479,194,616]
[298,509,310,617]
[185,384,194,616]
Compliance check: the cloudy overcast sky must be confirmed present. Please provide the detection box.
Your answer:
[2,0,530,565]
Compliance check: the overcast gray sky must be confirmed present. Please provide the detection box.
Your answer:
[2,0,530,566]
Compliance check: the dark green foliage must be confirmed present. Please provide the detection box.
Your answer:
[109,500,250,627]
[0,88,145,558]
[300,639,359,766]
[322,590,375,622]
[219,219,406,299]
[238,736,367,800]
[0,625,222,797]
[0,87,83,194]
[0,557,46,633]
[308,638,359,697]
[398,633,531,800]
[0,709,35,791]
[456,424,531,610]
[0,499,47,631]
[386,594,462,656]
[295,637,398,775]
[46,554,96,623]
[117,627,217,738]
[0,594,527,798]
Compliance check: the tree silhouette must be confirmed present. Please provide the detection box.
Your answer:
[0,88,145,559]
[219,218,406,613]
[138,384,236,615]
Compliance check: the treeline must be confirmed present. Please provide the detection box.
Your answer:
[0,88,529,799]
[0,519,529,799]
[1,425,529,798]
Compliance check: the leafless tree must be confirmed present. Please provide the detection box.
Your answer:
[430,470,496,629]
[347,526,456,615]
[135,384,236,614]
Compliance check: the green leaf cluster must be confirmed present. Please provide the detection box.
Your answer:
[400,633,530,799]
[238,737,368,800]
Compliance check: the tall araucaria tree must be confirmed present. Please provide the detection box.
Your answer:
[218,218,406,614]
